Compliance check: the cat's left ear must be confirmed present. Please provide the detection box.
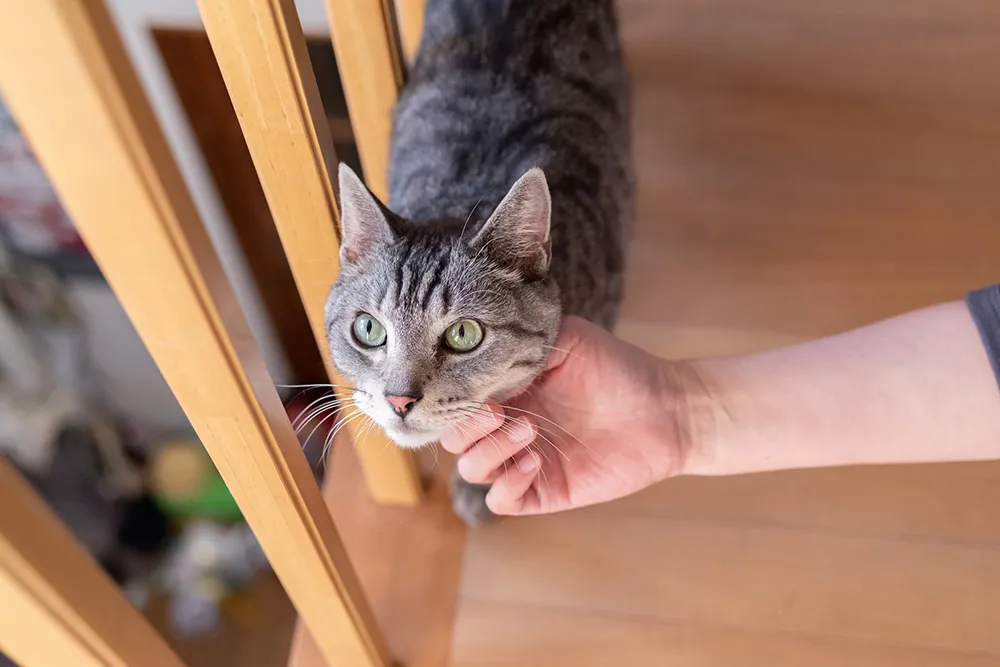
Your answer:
[470,168,552,280]
[338,163,396,265]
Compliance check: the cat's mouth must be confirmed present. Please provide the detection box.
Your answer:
[356,378,541,450]
[383,421,448,449]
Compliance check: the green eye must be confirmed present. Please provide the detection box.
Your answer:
[444,319,484,352]
[352,313,387,347]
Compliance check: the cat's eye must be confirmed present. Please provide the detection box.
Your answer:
[443,319,484,352]
[352,313,387,347]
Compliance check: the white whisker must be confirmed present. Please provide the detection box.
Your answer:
[540,344,587,363]
[525,443,550,495]
[323,410,368,458]
[303,403,350,447]
[294,397,357,434]
[453,406,569,464]
[292,391,338,430]
[480,429,509,483]
[458,196,485,243]
[350,415,378,459]
[502,403,599,458]
[471,237,494,264]
[277,383,364,391]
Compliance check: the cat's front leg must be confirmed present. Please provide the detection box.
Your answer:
[449,472,494,526]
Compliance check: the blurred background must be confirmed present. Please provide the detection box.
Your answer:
[1,0,1000,665]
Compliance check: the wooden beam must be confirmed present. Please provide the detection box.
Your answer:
[195,0,422,506]
[0,2,390,666]
[325,0,404,201]
[0,459,186,667]
[394,0,426,63]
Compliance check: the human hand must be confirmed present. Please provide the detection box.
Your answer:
[440,316,701,515]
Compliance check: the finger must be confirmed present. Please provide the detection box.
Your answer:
[457,417,535,484]
[486,450,540,515]
[439,402,503,454]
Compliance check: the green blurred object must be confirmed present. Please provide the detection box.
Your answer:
[150,439,243,521]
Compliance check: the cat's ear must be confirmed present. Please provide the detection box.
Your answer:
[338,163,395,265]
[470,168,552,280]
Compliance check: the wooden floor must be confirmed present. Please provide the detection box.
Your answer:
[450,0,1000,665]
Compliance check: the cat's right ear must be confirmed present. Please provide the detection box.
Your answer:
[338,163,395,265]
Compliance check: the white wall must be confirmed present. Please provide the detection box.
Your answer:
[69,281,189,433]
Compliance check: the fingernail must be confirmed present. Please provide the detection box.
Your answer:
[507,417,534,443]
[518,453,539,473]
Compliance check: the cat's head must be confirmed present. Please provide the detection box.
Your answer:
[324,165,561,448]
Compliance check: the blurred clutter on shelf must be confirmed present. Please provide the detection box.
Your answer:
[0,96,320,648]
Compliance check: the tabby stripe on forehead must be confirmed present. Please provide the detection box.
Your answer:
[440,283,452,313]
[399,264,412,300]
[391,242,414,306]
[402,264,427,309]
[420,252,448,310]
[400,252,422,306]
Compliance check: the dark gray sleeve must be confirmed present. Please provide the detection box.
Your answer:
[966,285,1000,388]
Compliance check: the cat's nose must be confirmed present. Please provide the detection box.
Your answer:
[385,394,420,416]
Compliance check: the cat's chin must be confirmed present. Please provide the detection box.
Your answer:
[384,425,445,449]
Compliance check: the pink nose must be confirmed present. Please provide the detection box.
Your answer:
[386,395,419,415]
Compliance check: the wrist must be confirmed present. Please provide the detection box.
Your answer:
[656,357,724,477]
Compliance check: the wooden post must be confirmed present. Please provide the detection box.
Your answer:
[195,0,422,507]
[324,0,404,201]
[0,459,186,667]
[0,1,390,665]
[395,0,426,63]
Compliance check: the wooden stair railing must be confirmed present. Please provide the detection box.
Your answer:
[0,0,400,665]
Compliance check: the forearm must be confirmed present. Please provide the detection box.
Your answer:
[682,301,1000,476]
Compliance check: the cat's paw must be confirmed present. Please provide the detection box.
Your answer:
[450,473,495,526]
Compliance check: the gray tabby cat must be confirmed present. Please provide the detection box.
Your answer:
[325,0,632,524]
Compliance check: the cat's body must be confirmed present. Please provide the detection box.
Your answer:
[390,0,632,329]
[325,0,632,524]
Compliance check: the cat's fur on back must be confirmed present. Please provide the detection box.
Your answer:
[324,0,632,523]
[391,0,632,328]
